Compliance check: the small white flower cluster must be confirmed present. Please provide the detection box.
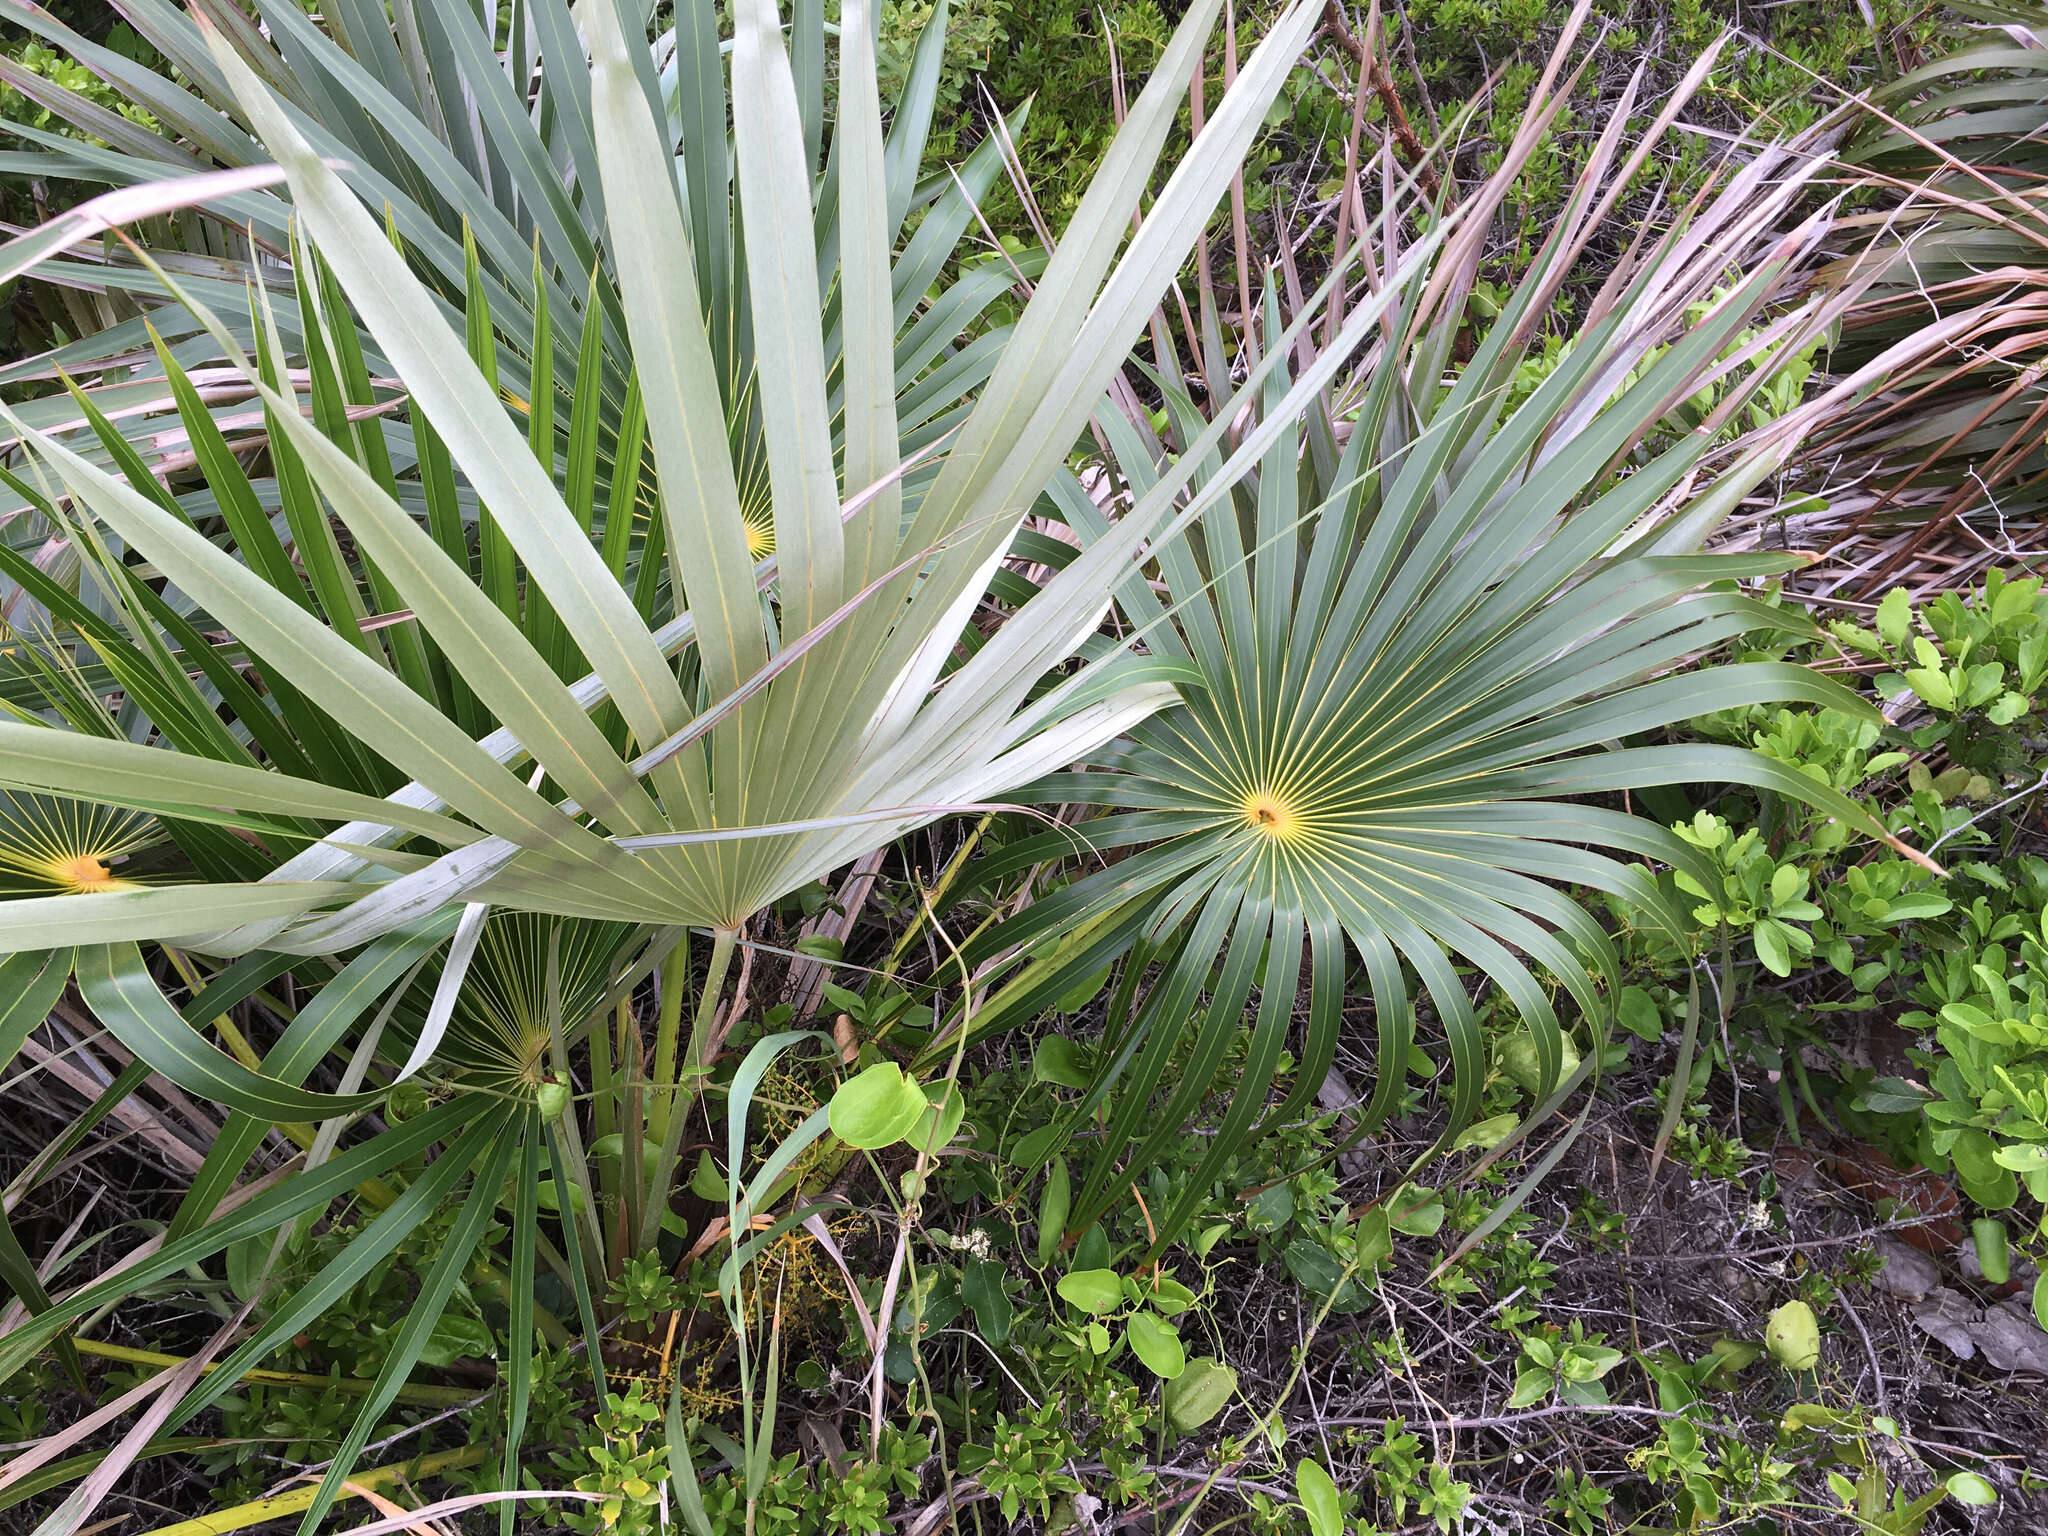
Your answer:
[1745,1200,1774,1231]
[947,1228,993,1259]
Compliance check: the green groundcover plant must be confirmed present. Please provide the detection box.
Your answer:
[0,0,2009,1530]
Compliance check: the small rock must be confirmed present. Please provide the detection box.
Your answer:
[1717,1263,1759,1303]
[1318,1068,1371,1180]
[1316,1067,1355,1115]
[1870,1237,1940,1301]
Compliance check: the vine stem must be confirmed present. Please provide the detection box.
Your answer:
[865,883,977,1456]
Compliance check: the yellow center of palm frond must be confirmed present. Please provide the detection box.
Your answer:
[1240,789,1303,842]
[0,792,155,897]
[745,508,776,561]
[48,853,127,893]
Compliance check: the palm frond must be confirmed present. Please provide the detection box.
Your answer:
[1785,1,2048,596]
[937,21,1934,1254]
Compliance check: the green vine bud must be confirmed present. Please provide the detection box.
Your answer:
[536,1079,571,1122]
[386,1081,429,1122]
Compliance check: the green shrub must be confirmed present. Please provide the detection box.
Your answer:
[912,0,1952,273]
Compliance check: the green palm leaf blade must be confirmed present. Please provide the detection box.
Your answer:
[287,1111,522,1536]
[164,921,457,1243]
[0,0,1027,541]
[163,1105,514,1436]
[584,0,766,716]
[0,0,1363,1156]
[199,26,699,773]
[74,942,385,1121]
[0,1089,473,1384]
[731,0,846,633]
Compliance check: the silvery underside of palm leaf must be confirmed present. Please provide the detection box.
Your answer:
[0,0,1339,971]
[941,45,1938,1252]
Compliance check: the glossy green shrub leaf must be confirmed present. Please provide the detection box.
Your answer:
[1295,1460,1341,1536]
[1036,1159,1071,1266]
[1012,1124,1062,1168]
[418,1311,495,1367]
[1147,1276,1198,1315]
[1971,1218,2010,1285]
[1450,1113,1518,1153]
[1765,1300,1819,1371]
[1616,986,1663,1041]
[1388,1186,1446,1237]
[691,1151,730,1202]
[1032,1035,1091,1088]
[1126,1311,1184,1378]
[962,1257,1013,1344]
[536,1080,571,1121]
[1354,1207,1393,1271]
[1951,1128,2019,1209]
[1947,1471,1997,1506]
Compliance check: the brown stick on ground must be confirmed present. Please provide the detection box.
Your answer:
[1319,0,1440,199]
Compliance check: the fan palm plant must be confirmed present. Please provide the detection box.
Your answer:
[0,0,1327,954]
[928,19,1947,1254]
[0,0,1035,607]
[0,0,1361,1523]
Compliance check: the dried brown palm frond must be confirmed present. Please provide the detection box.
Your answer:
[1776,1,2048,600]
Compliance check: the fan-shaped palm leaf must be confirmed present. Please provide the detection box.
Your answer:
[0,791,157,897]
[940,53,1939,1253]
[0,0,1329,964]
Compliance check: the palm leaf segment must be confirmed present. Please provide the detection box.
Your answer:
[0,0,1025,695]
[964,142,1935,1253]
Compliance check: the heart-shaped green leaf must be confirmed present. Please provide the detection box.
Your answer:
[1388,1185,1446,1236]
[828,1062,928,1149]
[1032,1035,1092,1088]
[1055,1268,1123,1314]
[1162,1357,1237,1433]
[1126,1311,1184,1378]
[1946,1471,1997,1506]
[910,1081,967,1150]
